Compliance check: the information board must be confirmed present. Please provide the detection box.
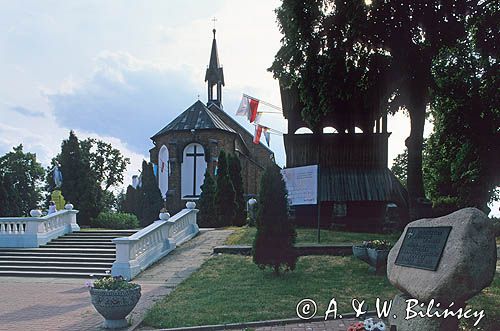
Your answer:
[395,226,452,271]
[281,165,318,206]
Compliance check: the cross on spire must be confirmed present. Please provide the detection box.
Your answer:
[212,17,217,30]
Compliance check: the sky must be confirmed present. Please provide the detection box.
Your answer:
[0,0,497,216]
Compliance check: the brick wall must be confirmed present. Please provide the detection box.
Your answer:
[150,124,274,214]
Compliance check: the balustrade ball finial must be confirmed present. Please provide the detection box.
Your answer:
[30,209,42,217]
[186,201,196,209]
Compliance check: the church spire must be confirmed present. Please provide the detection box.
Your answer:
[205,28,225,108]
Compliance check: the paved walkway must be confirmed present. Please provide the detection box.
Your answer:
[0,229,233,331]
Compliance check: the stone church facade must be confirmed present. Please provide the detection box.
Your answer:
[149,29,274,213]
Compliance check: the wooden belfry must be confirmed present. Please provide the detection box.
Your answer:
[280,84,408,230]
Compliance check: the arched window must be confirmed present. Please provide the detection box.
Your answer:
[323,126,339,134]
[354,126,364,133]
[294,127,313,134]
[181,143,207,199]
[158,145,169,199]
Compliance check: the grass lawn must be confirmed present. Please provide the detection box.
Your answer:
[143,255,398,328]
[464,274,500,331]
[225,226,402,246]
[143,255,499,330]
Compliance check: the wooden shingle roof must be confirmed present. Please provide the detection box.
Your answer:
[319,167,408,208]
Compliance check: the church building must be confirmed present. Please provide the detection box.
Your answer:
[149,29,275,213]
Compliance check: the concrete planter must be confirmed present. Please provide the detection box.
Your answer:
[367,248,390,274]
[89,285,141,329]
[352,245,369,263]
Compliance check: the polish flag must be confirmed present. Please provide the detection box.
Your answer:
[236,95,260,123]
[253,125,263,144]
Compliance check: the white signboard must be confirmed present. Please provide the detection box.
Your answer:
[281,165,318,206]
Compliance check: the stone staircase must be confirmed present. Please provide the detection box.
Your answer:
[0,230,136,278]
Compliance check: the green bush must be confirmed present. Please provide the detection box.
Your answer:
[92,212,140,229]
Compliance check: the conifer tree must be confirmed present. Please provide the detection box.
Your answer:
[59,131,101,225]
[228,153,246,226]
[214,150,236,227]
[122,185,140,217]
[139,160,163,227]
[197,169,217,227]
[253,164,297,275]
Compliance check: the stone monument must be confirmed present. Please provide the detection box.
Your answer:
[387,208,496,331]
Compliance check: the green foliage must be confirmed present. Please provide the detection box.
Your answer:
[91,211,139,230]
[253,165,297,275]
[491,217,500,237]
[228,154,246,226]
[214,150,236,227]
[122,185,141,217]
[55,131,130,225]
[271,0,477,219]
[92,275,138,290]
[80,138,130,191]
[197,169,217,227]
[139,160,163,227]
[0,144,45,216]
[59,131,102,225]
[426,28,500,213]
[391,149,408,189]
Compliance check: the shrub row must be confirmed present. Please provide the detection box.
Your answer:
[91,212,140,229]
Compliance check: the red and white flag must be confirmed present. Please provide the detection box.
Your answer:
[236,95,260,123]
[253,125,271,146]
[253,125,263,144]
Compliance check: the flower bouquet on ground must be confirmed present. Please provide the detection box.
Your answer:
[87,273,141,329]
[348,318,386,331]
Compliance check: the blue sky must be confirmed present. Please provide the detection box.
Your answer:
[1,0,497,216]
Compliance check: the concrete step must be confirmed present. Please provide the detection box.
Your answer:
[52,237,116,242]
[44,242,116,248]
[0,247,115,254]
[0,255,115,263]
[0,251,115,259]
[72,230,137,236]
[0,270,108,278]
[0,265,110,273]
[0,260,112,268]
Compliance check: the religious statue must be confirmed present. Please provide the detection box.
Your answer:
[50,162,63,188]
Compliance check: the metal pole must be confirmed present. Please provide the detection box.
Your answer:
[317,138,321,244]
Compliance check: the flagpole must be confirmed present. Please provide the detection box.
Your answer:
[243,93,283,112]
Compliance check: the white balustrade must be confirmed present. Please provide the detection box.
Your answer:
[0,209,80,248]
[112,206,199,280]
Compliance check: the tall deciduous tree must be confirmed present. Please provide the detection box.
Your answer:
[253,164,297,275]
[198,169,217,227]
[214,150,236,227]
[426,22,499,213]
[0,145,44,216]
[228,154,246,226]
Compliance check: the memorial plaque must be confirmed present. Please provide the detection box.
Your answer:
[395,226,452,271]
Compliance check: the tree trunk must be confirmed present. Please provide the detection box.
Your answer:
[406,90,427,221]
